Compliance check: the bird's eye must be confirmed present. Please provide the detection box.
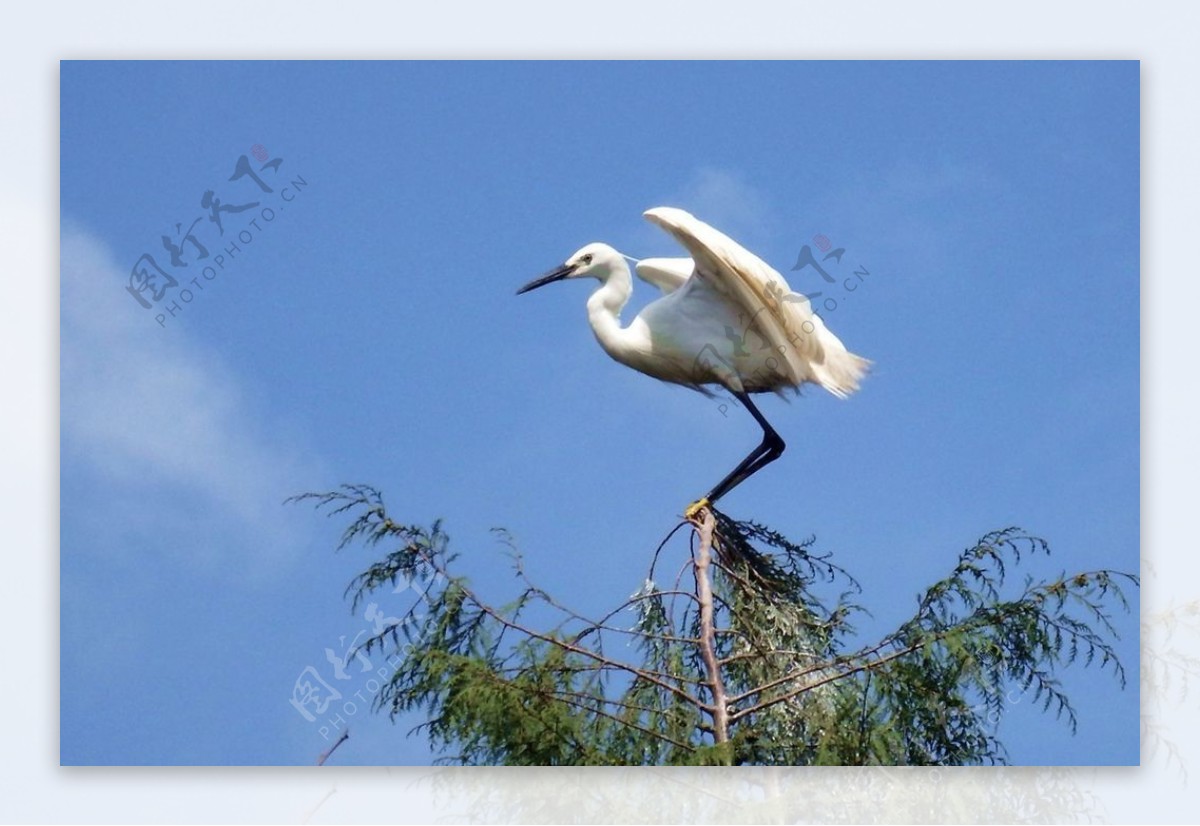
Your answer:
[580,254,593,265]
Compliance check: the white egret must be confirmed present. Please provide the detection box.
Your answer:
[517,207,869,517]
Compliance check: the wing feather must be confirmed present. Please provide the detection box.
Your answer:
[634,257,693,294]
[643,207,869,397]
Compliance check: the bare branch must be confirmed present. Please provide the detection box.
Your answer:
[691,508,730,747]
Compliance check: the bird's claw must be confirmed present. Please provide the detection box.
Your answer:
[684,498,711,521]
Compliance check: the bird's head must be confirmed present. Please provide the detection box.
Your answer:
[517,243,626,295]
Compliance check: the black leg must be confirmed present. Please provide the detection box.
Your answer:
[703,392,786,504]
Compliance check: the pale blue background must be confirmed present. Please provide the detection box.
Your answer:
[60,61,1139,765]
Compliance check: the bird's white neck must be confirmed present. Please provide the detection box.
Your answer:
[586,261,639,361]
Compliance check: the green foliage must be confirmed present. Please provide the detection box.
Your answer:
[292,485,1137,766]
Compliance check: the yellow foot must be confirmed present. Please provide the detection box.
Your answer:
[684,498,711,521]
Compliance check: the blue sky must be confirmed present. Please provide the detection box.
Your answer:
[60,60,1139,766]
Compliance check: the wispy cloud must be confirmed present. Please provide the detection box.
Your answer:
[655,167,778,250]
[61,225,322,573]
[815,157,1010,278]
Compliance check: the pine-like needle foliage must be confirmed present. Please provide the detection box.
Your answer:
[291,485,1137,766]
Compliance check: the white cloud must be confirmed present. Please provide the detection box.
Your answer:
[656,167,778,250]
[61,225,323,573]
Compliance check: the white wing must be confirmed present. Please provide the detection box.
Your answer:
[643,206,870,398]
[635,257,693,294]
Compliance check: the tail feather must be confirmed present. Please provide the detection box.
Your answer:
[815,349,871,399]
[784,301,871,398]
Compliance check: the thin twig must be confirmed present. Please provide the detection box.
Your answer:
[316,730,350,766]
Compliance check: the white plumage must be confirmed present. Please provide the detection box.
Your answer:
[517,206,869,511]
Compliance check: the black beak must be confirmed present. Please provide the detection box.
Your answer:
[517,263,576,295]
